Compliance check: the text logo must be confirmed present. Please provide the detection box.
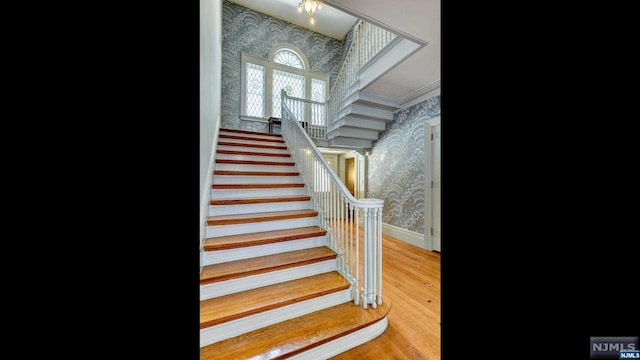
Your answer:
[620,350,640,359]
[590,337,639,359]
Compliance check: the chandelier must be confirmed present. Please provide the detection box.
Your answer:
[298,0,322,24]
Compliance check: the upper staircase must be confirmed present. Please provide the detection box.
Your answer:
[323,22,422,149]
[200,128,390,359]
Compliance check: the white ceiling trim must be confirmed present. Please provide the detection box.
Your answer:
[398,79,441,111]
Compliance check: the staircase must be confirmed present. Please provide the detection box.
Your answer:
[200,128,390,359]
[326,90,400,149]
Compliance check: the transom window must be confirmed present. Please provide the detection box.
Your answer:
[241,44,329,121]
[273,49,304,69]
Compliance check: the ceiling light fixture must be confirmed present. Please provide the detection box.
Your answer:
[297,0,322,24]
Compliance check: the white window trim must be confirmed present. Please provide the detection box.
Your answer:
[240,49,329,122]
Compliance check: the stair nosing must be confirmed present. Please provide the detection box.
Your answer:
[200,248,338,285]
[214,170,299,176]
[217,150,291,158]
[210,195,311,206]
[219,134,285,143]
[199,272,350,329]
[220,128,282,137]
[218,141,288,150]
[215,159,295,166]
[204,226,327,251]
[211,183,305,189]
[207,209,318,226]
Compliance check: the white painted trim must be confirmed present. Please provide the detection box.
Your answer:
[423,115,441,252]
[382,222,425,249]
[288,317,389,360]
[200,289,352,347]
[398,79,441,111]
[206,217,318,237]
[200,258,337,300]
[202,235,327,266]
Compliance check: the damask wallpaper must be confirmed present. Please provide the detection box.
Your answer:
[367,95,441,234]
[221,0,344,132]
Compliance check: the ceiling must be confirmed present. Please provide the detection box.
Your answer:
[231,0,441,109]
[229,0,358,40]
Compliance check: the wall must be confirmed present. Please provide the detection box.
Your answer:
[221,0,344,132]
[200,0,222,245]
[367,95,440,234]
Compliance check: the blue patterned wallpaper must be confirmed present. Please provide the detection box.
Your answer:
[367,95,441,234]
[221,0,344,132]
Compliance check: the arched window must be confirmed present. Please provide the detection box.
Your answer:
[241,44,329,121]
[273,49,304,69]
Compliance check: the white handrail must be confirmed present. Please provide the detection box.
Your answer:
[282,91,384,309]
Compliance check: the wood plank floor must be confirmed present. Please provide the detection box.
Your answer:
[329,233,441,360]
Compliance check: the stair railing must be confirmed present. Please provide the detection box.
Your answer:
[280,92,327,140]
[282,90,384,309]
[326,21,397,127]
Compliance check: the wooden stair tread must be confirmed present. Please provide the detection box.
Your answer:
[218,141,288,150]
[211,183,304,189]
[219,134,285,143]
[200,247,337,285]
[217,149,291,157]
[214,170,299,176]
[207,209,318,226]
[210,195,310,205]
[220,128,282,137]
[200,300,391,360]
[204,226,327,251]
[200,272,350,329]
[216,159,295,166]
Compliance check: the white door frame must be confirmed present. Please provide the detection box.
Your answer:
[424,115,441,251]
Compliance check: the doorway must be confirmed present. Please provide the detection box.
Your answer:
[425,116,441,252]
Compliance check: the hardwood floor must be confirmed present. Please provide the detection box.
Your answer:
[330,233,441,360]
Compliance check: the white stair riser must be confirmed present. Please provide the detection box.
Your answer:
[206,217,317,238]
[328,138,373,149]
[200,289,352,347]
[216,153,293,163]
[328,117,388,132]
[288,317,389,360]
[202,235,327,265]
[327,127,380,140]
[218,137,286,147]
[214,163,298,172]
[219,131,283,141]
[208,200,312,216]
[211,187,307,199]
[217,144,289,155]
[200,258,337,300]
[213,175,302,185]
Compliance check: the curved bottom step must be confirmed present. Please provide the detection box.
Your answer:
[200,301,391,360]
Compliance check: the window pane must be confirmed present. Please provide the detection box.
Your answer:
[273,49,304,69]
[272,69,305,118]
[311,79,326,125]
[246,63,265,117]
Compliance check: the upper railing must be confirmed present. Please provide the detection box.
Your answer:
[327,21,397,125]
[282,91,384,309]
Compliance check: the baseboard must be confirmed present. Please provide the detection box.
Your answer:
[382,223,425,249]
